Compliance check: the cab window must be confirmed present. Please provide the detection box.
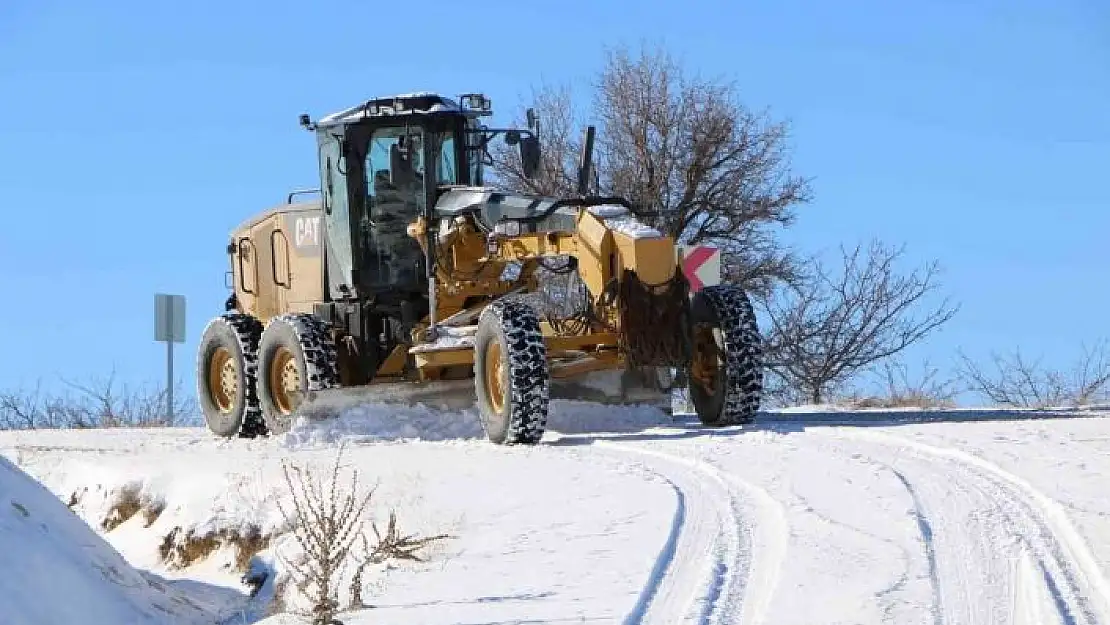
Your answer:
[365,127,425,219]
[436,133,458,185]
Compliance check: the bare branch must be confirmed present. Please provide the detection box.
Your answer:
[275,443,374,625]
[957,341,1110,408]
[761,240,959,403]
[1,373,195,430]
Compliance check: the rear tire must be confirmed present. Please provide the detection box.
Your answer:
[688,285,763,426]
[257,313,340,435]
[473,300,549,444]
[196,313,264,438]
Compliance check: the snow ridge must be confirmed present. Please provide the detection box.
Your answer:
[0,456,216,625]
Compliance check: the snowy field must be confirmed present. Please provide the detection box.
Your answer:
[3,400,1110,624]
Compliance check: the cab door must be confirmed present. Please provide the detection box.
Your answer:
[318,132,355,300]
[363,127,427,290]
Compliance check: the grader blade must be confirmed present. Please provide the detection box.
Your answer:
[294,379,480,421]
[292,365,675,426]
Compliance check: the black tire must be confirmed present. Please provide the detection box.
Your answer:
[688,284,763,426]
[196,313,264,438]
[473,300,550,444]
[256,313,340,435]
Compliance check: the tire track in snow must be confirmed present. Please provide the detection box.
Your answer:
[889,467,944,625]
[589,440,787,625]
[825,428,1110,625]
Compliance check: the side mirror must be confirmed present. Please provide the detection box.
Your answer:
[519,136,541,179]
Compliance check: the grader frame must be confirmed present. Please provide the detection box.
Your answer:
[195,92,764,444]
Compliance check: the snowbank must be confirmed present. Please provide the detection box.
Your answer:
[0,456,215,625]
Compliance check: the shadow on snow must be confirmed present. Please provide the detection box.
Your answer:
[544,405,1110,446]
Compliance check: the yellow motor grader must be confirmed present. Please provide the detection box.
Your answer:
[196,92,763,443]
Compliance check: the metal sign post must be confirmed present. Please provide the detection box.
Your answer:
[154,294,186,421]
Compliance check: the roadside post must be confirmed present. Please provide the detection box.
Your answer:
[154,293,186,422]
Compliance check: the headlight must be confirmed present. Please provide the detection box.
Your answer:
[493,220,521,237]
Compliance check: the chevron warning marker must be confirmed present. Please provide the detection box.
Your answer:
[678,245,720,292]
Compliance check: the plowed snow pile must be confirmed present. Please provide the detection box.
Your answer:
[0,456,214,625]
[283,398,673,447]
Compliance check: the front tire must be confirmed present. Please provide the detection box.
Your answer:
[473,300,550,445]
[257,313,340,435]
[687,285,763,426]
[196,313,264,438]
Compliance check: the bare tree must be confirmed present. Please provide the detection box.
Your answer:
[490,82,584,198]
[957,342,1110,408]
[489,43,812,299]
[762,240,959,404]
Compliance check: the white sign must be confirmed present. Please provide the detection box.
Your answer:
[154,293,186,343]
[676,245,721,291]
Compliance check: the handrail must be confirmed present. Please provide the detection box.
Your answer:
[287,188,321,204]
[270,230,292,288]
[237,238,256,294]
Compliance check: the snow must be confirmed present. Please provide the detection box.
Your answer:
[588,204,664,239]
[4,405,1110,624]
[0,455,217,625]
[407,324,477,353]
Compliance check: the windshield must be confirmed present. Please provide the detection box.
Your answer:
[366,126,423,209]
[365,127,458,205]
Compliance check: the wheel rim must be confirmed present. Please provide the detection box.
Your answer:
[691,323,723,397]
[207,347,238,414]
[484,341,505,413]
[269,347,302,414]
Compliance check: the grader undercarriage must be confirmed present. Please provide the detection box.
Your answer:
[196,92,764,444]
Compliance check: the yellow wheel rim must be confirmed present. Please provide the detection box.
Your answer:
[269,347,302,414]
[484,341,505,413]
[207,347,238,414]
[691,324,722,395]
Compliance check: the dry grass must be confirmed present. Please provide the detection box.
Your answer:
[97,484,166,531]
[101,485,143,531]
[834,359,958,411]
[840,393,956,410]
[159,525,271,572]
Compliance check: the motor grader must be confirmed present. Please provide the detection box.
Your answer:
[196,92,764,443]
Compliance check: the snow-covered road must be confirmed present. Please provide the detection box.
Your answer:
[4,402,1110,624]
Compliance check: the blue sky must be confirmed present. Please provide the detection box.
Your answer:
[1,0,1107,404]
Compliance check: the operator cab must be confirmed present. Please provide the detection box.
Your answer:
[300,92,540,308]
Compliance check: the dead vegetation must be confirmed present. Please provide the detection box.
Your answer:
[761,240,958,404]
[837,360,959,410]
[275,443,452,624]
[101,485,143,531]
[159,525,272,572]
[957,341,1110,409]
[75,483,166,531]
[0,371,196,430]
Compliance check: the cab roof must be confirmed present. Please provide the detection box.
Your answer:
[315,92,473,128]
